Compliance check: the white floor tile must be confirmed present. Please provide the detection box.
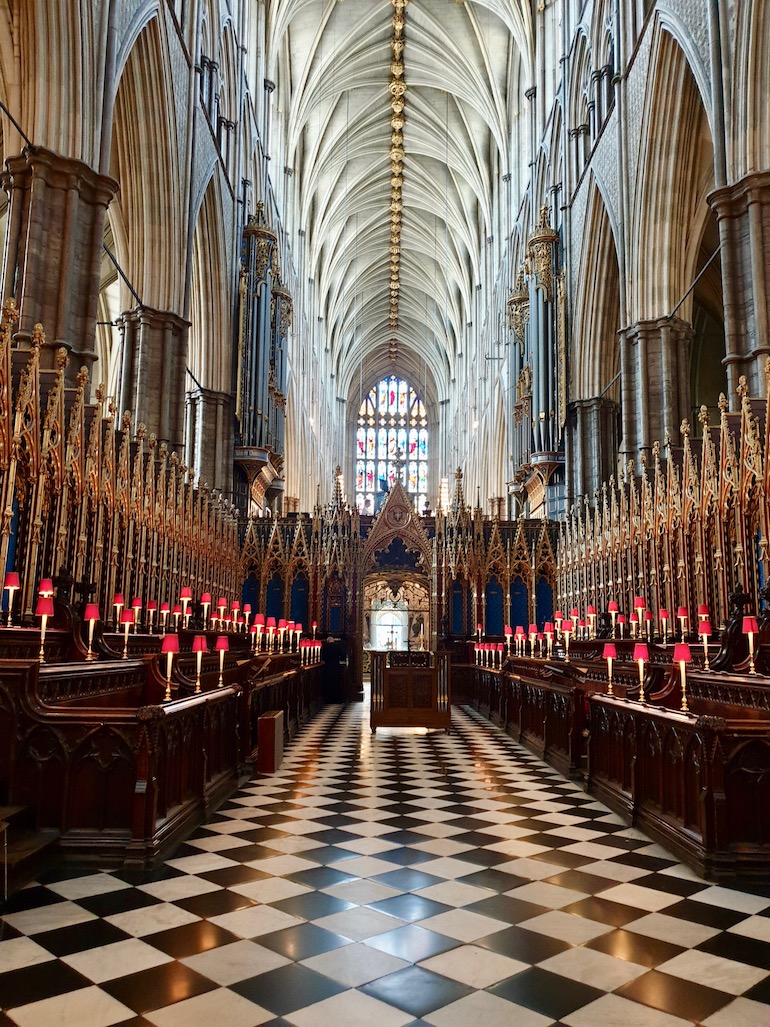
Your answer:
[8,986,135,1027]
[419,943,527,987]
[145,986,273,1026]
[289,988,414,1027]
[656,949,769,995]
[62,937,172,982]
[416,908,509,941]
[301,941,409,986]
[562,993,692,1026]
[538,945,648,990]
[424,990,553,1027]
[180,939,292,984]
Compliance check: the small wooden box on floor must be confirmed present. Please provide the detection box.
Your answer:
[257,710,285,772]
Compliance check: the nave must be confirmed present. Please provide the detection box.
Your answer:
[2,702,770,1027]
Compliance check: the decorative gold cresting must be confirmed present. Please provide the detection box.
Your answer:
[388,0,409,356]
[528,204,559,302]
[507,266,530,344]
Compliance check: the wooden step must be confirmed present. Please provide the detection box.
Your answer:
[1,812,60,903]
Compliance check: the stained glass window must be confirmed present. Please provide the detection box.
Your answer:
[355,375,429,513]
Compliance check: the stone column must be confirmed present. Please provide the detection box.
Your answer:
[709,171,770,398]
[1,146,117,385]
[118,305,189,456]
[568,397,619,498]
[190,386,233,490]
[625,316,693,458]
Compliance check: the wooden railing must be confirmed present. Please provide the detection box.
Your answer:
[370,651,451,732]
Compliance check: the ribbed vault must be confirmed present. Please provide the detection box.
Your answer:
[268,0,532,415]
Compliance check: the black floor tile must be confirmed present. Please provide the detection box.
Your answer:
[78,889,162,917]
[563,895,643,927]
[143,920,240,958]
[586,927,685,967]
[474,924,571,962]
[285,865,358,889]
[450,847,510,868]
[460,868,528,892]
[379,846,438,867]
[489,966,604,1019]
[0,960,91,1009]
[232,962,347,1014]
[372,868,444,891]
[269,891,355,920]
[304,829,359,846]
[616,969,733,1022]
[34,918,132,956]
[665,898,747,931]
[258,923,353,960]
[1,886,61,913]
[102,962,217,1014]
[369,894,452,923]
[465,894,548,925]
[175,889,255,918]
[361,965,473,1018]
[697,929,770,970]
[198,865,270,887]
[530,849,592,869]
[541,868,617,893]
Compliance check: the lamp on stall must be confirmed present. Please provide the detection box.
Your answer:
[312,620,318,639]
[528,623,538,655]
[644,610,653,642]
[294,623,302,650]
[634,596,646,626]
[160,601,170,632]
[216,596,227,629]
[36,596,54,662]
[38,578,54,598]
[84,603,100,660]
[742,616,759,675]
[120,608,134,659]
[3,571,20,627]
[673,642,692,711]
[232,601,241,631]
[607,600,618,636]
[180,586,192,628]
[192,634,208,692]
[629,612,639,639]
[570,608,580,634]
[544,621,554,657]
[278,618,288,650]
[146,600,157,633]
[603,642,616,695]
[287,620,295,649]
[161,633,179,701]
[618,613,626,639]
[504,624,513,654]
[131,597,142,632]
[200,592,212,629]
[554,610,564,639]
[476,622,483,643]
[113,592,124,630]
[677,606,688,640]
[497,642,505,666]
[243,603,252,630]
[634,642,649,702]
[659,608,669,645]
[697,604,710,623]
[215,635,229,685]
[253,613,265,649]
[698,619,712,671]
[172,603,182,632]
[515,626,525,656]
[250,624,258,652]
[266,616,276,649]
[561,619,574,662]
[586,605,597,639]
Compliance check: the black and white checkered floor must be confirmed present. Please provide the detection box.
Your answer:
[3,701,770,1026]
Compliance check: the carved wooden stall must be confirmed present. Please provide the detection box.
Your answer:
[370,650,451,732]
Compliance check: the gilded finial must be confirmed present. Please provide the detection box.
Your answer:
[55,346,68,370]
[148,433,157,450]
[652,440,660,459]
[698,404,710,427]
[680,419,690,438]
[663,429,671,448]
[718,392,728,413]
[77,366,89,389]
[121,410,132,431]
[136,422,147,441]
[32,323,45,348]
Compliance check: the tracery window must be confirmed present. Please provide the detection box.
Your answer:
[355,376,428,513]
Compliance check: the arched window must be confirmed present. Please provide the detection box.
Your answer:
[355,376,429,513]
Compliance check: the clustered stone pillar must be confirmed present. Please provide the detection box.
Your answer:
[709,171,770,399]
[1,146,117,386]
[567,397,620,500]
[624,316,693,459]
[186,387,233,489]
[118,305,190,455]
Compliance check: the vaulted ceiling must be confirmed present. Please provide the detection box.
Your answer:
[268,0,533,408]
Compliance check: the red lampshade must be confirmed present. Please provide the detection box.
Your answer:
[120,609,134,625]
[570,608,579,618]
[38,578,54,596]
[699,620,712,636]
[217,596,227,610]
[528,623,538,634]
[698,604,709,617]
[587,605,596,616]
[215,636,229,652]
[633,643,649,661]
[676,606,688,618]
[312,620,318,628]
[84,603,101,622]
[578,619,585,628]
[35,596,54,617]
[4,571,20,589]
[497,642,504,651]
[147,600,157,612]
[277,618,286,628]
[173,603,182,615]
[603,643,617,660]
[180,586,192,600]
[742,616,759,634]
[608,600,618,612]
[659,609,669,620]
[201,592,212,604]
[673,643,692,663]
[266,616,277,628]
[630,614,639,624]
[644,611,653,622]
[131,597,142,609]
[192,635,208,652]
[249,624,257,635]
[477,623,483,631]
[618,614,626,623]
[243,603,252,614]
[504,625,513,636]
[161,634,180,653]
[561,619,574,633]
[232,601,241,611]
[544,621,554,633]
[634,596,645,609]
[254,614,265,626]
[295,623,303,632]
[515,625,525,636]
[160,601,170,613]
[113,593,124,606]
[554,610,563,619]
